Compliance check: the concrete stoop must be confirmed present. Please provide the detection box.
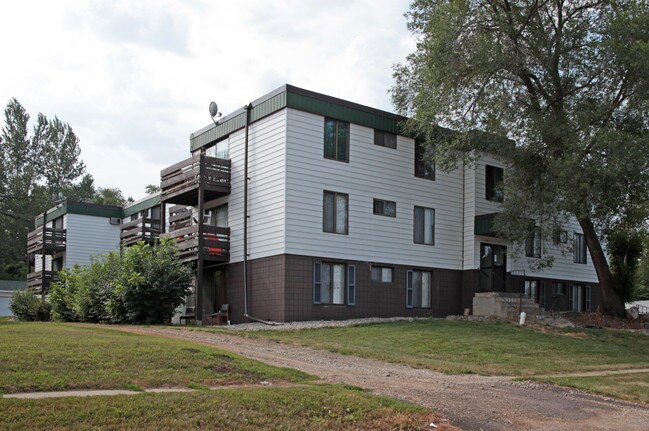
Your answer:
[473,292,543,321]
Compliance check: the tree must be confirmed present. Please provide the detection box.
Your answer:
[92,187,128,206]
[144,184,161,195]
[0,99,89,280]
[392,1,649,316]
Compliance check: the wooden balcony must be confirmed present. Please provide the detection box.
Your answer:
[161,225,230,263]
[120,217,161,246]
[27,270,59,292]
[168,205,192,231]
[161,154,231,205]
[27,227,66,255]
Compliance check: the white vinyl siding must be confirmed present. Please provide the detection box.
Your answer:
[198,109,287,262]
[285,108,465,269]
[65,213,121,268]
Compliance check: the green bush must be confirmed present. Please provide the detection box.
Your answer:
[50,238,192,324]
[50,267,83,322]
[9,290,52,321]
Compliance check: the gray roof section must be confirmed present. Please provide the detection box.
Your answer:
[0,280,26,291]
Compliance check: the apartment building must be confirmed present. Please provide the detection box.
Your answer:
[27,196,162,292]
[158,84,600,324]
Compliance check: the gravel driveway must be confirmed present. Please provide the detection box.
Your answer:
[117,325,649,431]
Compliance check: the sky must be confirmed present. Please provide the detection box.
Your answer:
[0,0,416,200]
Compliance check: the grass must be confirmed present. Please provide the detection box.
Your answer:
[0,385,437,431]
[529,372,649,404]
[0,321,312,393]
[0,320,440,430]
[240,319,649,376]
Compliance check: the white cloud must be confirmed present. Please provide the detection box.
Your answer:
[0,0,414,198]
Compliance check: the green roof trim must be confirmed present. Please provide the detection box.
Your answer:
[475,213,499,237]
[190,84,406,152]
[122,194,161,218]
[35,201,124,227]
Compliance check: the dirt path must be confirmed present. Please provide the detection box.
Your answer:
[116,326,649,431]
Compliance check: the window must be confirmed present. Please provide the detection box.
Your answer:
[373,199,396,217]
[206,139,230,160]
[552,228,568,244]
[569,284,589,311]
[324,118,349,162]
[414,141,435,180]
[371,266,393,283]
[554,282,566,295]
[313,262,355,305]
[414,206,435,245]
[525,227,541,258]
[323,191,348,234]
[406,270,432,309]
[573,233,587,264]
[374,130,397,149]
[485,165,504,202]
[215,204,228,227]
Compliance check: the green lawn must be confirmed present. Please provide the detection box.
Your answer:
[0,321,311,393]
[530,372,649,404]
[0,385,435,431]
[0,321,440,430]
[241,319,649,376]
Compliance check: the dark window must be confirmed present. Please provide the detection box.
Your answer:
[371,266,393,283]
[552,228,568,244]
[569,284,590,311]
[525,227,541,258]
[554,282,566,295]
[406,270,432,308]
[313,262,355,305]
[373,199,396,217]
[573,233,587,263]
[323,191,348,235]
[324,118,349,162]
[374,130,397,149]
[415,141,435,180]
[414,206,435,245]
[486,165,504,202]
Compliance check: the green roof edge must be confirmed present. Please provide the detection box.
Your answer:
[189,84,407,152]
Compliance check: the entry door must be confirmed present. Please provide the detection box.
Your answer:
[480,243,507,292]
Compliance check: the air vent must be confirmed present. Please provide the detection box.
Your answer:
[110,217,122,225]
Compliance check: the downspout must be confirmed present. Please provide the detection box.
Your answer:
[243,103,251,318]
[461,160,466,310]
[241,103,281,326]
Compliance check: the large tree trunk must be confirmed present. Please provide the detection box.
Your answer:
[578,217,626,317]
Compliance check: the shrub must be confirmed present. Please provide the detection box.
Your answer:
[113,238,193,324]
[50,238,192,324]
[10,290,51,321]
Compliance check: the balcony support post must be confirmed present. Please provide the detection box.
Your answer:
[196,171,205,324]
[40,211,47,298]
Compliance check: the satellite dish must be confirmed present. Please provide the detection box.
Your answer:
[209,101,219,118]
[209,101,222,126]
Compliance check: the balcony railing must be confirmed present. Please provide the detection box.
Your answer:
[168,205,192,231]
[161,154,231,205]
[27,227,66,255]
[27,270,59,292]
[120,217,161,247]
[161,224,230,263]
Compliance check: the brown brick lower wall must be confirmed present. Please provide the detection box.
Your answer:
[212,254,603,323]
[223,254,463,323]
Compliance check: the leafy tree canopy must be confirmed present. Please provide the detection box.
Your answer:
[392,0,649,315]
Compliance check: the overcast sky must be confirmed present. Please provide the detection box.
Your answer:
[0,0,415,199]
